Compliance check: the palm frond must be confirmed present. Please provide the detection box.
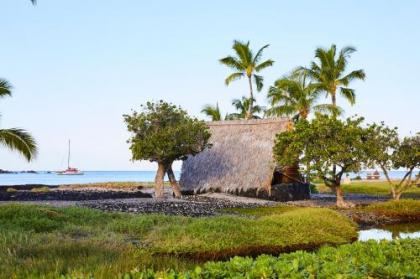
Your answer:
[255,59,274,72]
[232,40,252,65]
[0,128,37,161]
[224,72,244,86]
[253,74,264,91]
[338,69,366,86]
[219,56,244,71]
[253,44,270,64]
[0,79,12,98]
[201,104,222,121]
[313,104,344,116]
[339,87,356,105]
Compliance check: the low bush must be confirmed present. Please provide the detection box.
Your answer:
[122,239,420,279]
[363,199,420,218]
[6,187,18,192]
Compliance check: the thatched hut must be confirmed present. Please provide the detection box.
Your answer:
[180,118,310,201]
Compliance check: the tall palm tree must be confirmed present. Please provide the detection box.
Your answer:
[226,96,263,120]
[0,78,37,162]
[301,44,365,108]
[266,72,340,120]
[201,103,222,121]
[220,40,274,119]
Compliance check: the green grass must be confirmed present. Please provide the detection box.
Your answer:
[316,180,420,198]
[122,239,420,279]
[362,199,420,217]
[0,204,357,278]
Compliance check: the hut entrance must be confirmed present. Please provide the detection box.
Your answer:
[271,167,283,185]
[272,166,303,185]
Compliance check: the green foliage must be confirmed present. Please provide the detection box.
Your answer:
[0,204,357,278]
[226,96,263,120]
[220,40,273,119]
[201,103,222,121]
[122,239,420,279]
[123,101,211,164]
[366,123,420,198]
[0,78,38,161]
[363,199,420,217]
[300,44,365,107]
[266,71,337,120]
[274,114,371,188]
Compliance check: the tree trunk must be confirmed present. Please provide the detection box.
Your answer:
[154,162,166,198]
[394,192,402,201]
[332,185,354,208]
[246,75,254,120]
[166,164,182,198]
[332,93,336,107]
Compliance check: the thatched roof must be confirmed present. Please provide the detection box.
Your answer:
[180,118,290,194]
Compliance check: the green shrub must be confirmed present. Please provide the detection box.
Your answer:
[6,188,18,192]
[121,239,420,279]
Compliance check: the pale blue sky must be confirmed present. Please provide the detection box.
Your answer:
[1,0,419,171]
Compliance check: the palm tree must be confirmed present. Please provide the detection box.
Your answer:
[227,96,263,120]
[201,103,222,121]
[300,44,365,108]
[266,72,340,120]
[0,78,37,162]
[220,40,274,119]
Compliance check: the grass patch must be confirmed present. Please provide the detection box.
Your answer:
[0,204,357,278]
[363,199,420,218]
[122,239,420,278]
[316,180,420,198]
[223,204,296,217]
[6,187,18,192]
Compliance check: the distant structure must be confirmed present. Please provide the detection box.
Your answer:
[180,118,310,201]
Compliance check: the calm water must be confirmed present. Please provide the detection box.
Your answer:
[0,171,181,186]
[358,223,420,241]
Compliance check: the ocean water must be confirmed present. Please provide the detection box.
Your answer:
[0,170,416,186]
[0,171,180,186]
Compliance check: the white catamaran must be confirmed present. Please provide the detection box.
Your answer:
[57,140,84,175]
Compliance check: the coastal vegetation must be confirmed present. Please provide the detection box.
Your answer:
[226,96,264,120]
[298,44,366,110]
[0,78,37,162]
[365,123,420,200]
[123,239,419,279]
[274,115,375,207]
[219,40,273,119]
[316,180,420,199]
[0,204,357,278]
[266,71,335,120]
[123,101,211,198]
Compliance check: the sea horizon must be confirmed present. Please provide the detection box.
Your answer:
[0,170,417,186]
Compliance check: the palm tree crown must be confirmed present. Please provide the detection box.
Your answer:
[201,103,222,121]
[220,40,274,119]
[301,44,365,108]
[0,78,37,162]
[266,71,340,120]
[226,96,263,120]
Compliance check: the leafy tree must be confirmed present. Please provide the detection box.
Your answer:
[366,124,420,200]
[124,101,211,198]
[300,44,365,108]
[201,103,222,121]
[0,78,37,162]
[273,114,371,207]
[220,40,274,119]
[226,96,263,120]
[266,71,340,120]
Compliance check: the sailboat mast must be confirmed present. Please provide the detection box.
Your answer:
[67,140,71,169]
